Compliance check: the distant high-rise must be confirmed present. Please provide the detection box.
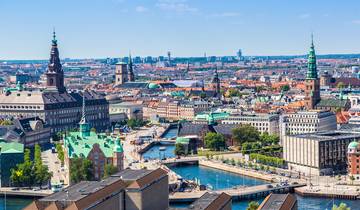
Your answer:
[45,30,66,93]
[167,51,171,61]
[237,49,242,61]
[304,35,321,109]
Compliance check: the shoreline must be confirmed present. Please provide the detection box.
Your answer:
[199,159,276,182]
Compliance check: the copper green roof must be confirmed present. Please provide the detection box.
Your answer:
[176,137,190,144]
[306,35,318,80]
[64,131,123,158]
[348,141,359,149]
[195,112,230,124]
[148,83,160,89]
[0,141,24,154]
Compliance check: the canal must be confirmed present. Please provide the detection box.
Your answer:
[170,164,359,210]
[141,143,175,160]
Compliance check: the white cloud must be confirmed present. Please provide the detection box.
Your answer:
[136,6,148,13]
[298,13,311,19]
[156,0,198,13]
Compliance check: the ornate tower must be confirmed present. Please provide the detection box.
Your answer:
[128,53,135,82]
[45,30,66,93]
[304,35,321,109]
[211,67,221,97]
[115,61,128,86]
[79,91,90,138]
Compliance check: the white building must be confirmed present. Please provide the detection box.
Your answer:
[283,131,360,176]
[221,112,279,135]
[280,110,337,144]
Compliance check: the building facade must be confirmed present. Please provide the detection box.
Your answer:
[283,131,360,176]
[0,33,109,135]
[280,110,337,144]
[221,113,280,135]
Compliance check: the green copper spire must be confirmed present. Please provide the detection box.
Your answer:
[52,28,57,45]
[306,34,318,80]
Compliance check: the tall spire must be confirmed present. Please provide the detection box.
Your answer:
[46,30,66,93]
[306,34,318,80]
[79,90,90,137]
[52,28,57,45]
[128,52,135,82]
[81,90,86,124]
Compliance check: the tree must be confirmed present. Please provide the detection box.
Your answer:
[10,149,34,187]
[247,201,259,210]
[280,84,290,92]
[0,119,13,126]
[332,203,351,210]
[55,143,65,165]
[33,145,52,188]
[260,132,279,146]
[337,82,345,89]
[90,127,96,133]
[350,175,355,185]
[174,143,186,156]
[204,132,226,151]
[70,158,93,183]
[232,124,260,145]
[103,164,118,178]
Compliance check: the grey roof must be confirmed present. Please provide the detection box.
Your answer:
[290,130,360,141]
[316,99,349,108]
[259,193,297,210]
[212,124,237,136]
[117,82,149,89]
[178,122,213,137]
[186,192,232,210]
[41,176,123,202]
[112,169,152,181]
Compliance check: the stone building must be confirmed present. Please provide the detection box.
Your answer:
[283,130,360,176]
[221,112,280,135]
[0,116,51,147]
[0,32,109,134]
[64,96,124,182]
[279,110,337,144]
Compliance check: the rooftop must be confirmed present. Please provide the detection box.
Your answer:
[64,131,123,158]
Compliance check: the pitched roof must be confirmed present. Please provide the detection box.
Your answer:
[316,99,349,108]
[64,131,122,158]
[113,168,167,189]
[0,141,24,154]
[258,193,297,210]
[188,192,232,210]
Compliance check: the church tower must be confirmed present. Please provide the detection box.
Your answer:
[304,35,321,109]
[45,30,66,93]
[115,61,128,86]
[128,53,135,82]
[211,67,221,97]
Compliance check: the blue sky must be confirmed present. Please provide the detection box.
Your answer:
[1,0,360,59]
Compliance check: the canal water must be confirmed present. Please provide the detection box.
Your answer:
[0,197,33,210]
[170,165,360,210]
[161,127,178,139]
[142,144,176,160]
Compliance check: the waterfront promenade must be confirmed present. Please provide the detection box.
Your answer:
[0,188,52,197]
[169,183,305,202]
[199,159,278,182]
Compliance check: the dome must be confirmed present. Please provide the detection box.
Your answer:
[148,83,160,89]
[348,141,359,149]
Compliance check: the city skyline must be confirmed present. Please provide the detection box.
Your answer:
[1,0,360,59]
